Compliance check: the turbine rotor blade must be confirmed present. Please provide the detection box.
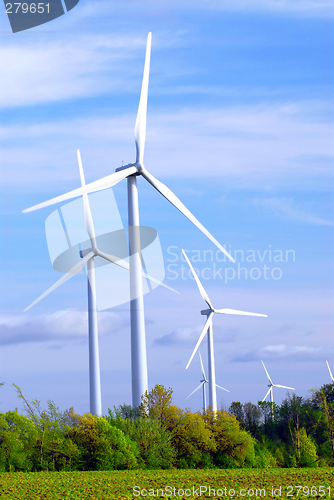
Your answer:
[274,384,295,391]
[216,384,230,393]
[182,249,213,308]
[142,168,235,262]
[24,251,95,312]
[261,360,273,385]
[77,149,97,247]
[199,351,206,380]
[215,308,267,317]
[186,312,213,370]
[135,32,151,164]
[96,249,179,294]
[262,387,271,402]
[23,166,138,213]
[186,382,205,400]
[326,360,334,381]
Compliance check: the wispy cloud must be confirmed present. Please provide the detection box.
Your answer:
[234,344,332,362]
[0,34,150,109]
[154,324,236,346]
[0,309,125,346]
[1,101,332,190]
[252,197,334,226]
[78,0,334,19]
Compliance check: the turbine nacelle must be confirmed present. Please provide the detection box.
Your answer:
[201,308,213,315]
[115,162,143,175]
[80,247,98,259]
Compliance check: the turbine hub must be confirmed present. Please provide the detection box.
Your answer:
[79,248,93,259]
[115,163,140,175]
[201,308,213,315]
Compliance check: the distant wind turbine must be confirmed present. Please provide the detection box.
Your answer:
[23,33,234,407]
[261,360,295,420]
[183,249,267,412]
[24,150,176,415]
[186,352,229,410]
[326,360,334,382]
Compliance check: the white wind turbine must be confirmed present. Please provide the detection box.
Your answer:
[183,249,267,413]
[186,351,229,410]
[261,360,295,419]
[326,361,334,382]
[24,150,176,415]
[23,33,235,407]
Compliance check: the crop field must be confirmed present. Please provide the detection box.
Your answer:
[0,468,333,500]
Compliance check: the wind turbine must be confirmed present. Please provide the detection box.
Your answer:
[24,150,177,415]
[183,249,267,412]
[261,360,295,420]
[186,351,229,410]
[326,360,334,382]
[23,33,234,407]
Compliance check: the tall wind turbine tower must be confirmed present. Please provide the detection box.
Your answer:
[23,34,235,408]
[186,352,228,410]
[183,249,267,412]
[261,360,295,420]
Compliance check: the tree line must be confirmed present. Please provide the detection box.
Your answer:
[0,380,332,472]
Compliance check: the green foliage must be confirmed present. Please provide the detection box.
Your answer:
[139,384,174,424]
[299,427,319,467]
[121,417,175,469]
[203,409,255,468]
[66,414,138,471]
[0,411,36,472]
[1,381,334,473]
[172,409,216,468]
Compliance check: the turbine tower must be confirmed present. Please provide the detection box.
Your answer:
[261,360,295,420]
[24,150,176,415]
[183,249,267,413]
[23,33,234,408]
[186,351,229,410]
[326,360,334,382]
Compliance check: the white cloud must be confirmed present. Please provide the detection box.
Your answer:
[1,101,332,190]
[0,309,125,345]
[252,197,334,225]
[0,34,149,108]
[234,344,333,362]
[81,0,334,19]
[154,323,236,346]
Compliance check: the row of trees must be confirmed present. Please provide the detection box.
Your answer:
[228,382,334,468]
[0,381,332,472]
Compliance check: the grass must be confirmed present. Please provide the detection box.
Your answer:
[0,468,333,499]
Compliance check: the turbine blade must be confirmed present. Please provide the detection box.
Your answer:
[142,168,235,262]
[77,150,97,247]
[215,308,267,317]
[23,166,137,213]
[186,382,205,400]
[134,32,151,164]
[199,351,206,380]
[326,360,334,382]
[24,251,95,312]
[96,249,179,294]
[216,384,229,393]
[182,249,213,308]
[261,360,273,385]
[274,384,295,390]
[96,249,130,270]
[262,387,271,402]
[186,313,213,370]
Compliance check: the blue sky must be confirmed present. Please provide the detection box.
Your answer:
[0,0,333,415]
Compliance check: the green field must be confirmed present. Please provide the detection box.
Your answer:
[0,469,333,500]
